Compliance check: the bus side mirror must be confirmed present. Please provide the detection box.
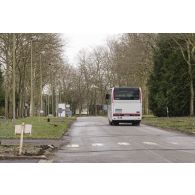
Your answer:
[105,94,110,100]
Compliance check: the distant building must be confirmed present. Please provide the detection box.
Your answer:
[57,103,66,117]
[57,103,73,117]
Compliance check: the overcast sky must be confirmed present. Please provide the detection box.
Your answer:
[63,33,117,65]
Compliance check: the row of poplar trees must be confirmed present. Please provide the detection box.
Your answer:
[0,33,67,119]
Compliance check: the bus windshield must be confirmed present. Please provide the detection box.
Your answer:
[113,88,140,100]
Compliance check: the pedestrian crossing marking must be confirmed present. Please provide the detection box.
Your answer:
[92,143,104,146]
[143,142,158,145]
[170,142,178,145]
[66,144,79,148]
[118,142,130,146]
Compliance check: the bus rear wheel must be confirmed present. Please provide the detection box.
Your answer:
[109,120,113,125]
[109,121,119,126]
[132,121,141,126]
[113,122,119,126]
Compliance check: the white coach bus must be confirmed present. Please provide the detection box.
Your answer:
[106,87,142,126]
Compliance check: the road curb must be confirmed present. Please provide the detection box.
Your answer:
[0,154,47,160]
[39,159,54,163]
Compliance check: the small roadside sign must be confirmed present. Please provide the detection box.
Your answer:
[15,124,32,135]
[15,123,32,155]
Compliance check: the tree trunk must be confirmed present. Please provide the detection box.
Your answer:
[4,49,9,119]
[47,95,50,115]
[5,87,8,118]
[22,61,27,118]
[187,42,194,116]
[12,34,16,121]
[19,91,23,117]
[188,64,194,116]
[30,39,34,117]
[143,85,149,115]
[145,88,149,115]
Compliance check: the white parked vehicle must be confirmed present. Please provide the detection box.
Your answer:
[57,103,66,117]
[106,87,142,126]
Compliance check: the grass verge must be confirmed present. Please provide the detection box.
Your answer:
[0,117,76,139]
[142,115,195,134]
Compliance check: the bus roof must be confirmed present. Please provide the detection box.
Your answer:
[110,87,140,90]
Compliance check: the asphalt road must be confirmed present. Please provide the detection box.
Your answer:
[52,116,195,163]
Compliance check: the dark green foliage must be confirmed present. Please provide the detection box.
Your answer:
[148,34,190,116]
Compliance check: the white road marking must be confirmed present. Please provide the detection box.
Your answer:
[170,142,179,145]
[66,144,79,148]
[143,142,158,145]
[92,143,104,147]
[118,142,130,146]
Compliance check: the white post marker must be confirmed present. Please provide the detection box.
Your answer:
[19,122,25,155]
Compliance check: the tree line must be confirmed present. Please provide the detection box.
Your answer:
[0,33,68,118]
[69,33,195,117]
[0,33,194,118]
[0,33,155,118]
[66,34,155,115]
